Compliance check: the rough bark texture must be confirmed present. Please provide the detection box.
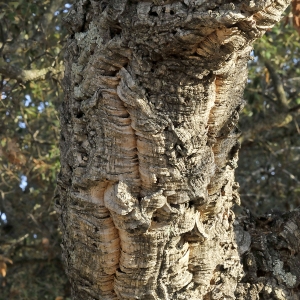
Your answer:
[55,1,295,299]
[235,209,300,300]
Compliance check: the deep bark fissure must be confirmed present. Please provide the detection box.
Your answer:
[56,1,299,299]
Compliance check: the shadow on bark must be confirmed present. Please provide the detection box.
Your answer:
[234,208,300,299]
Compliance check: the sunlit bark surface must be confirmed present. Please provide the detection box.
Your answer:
[55,1,297,299]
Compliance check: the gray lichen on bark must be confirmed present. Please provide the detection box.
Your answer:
[55,0,296,299]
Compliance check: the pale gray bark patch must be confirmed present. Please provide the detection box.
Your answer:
[56,1,293,299]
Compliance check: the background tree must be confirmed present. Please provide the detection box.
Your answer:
[0,0,70,298]
[0,0,299,299]
[237,3,300,214]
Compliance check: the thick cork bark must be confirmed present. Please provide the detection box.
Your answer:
[55,1,298,299]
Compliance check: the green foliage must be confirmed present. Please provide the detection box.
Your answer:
[237,8,300,214]
[0,0,70,298]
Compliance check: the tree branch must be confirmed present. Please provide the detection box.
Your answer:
[0,58,63,82]
[241,99,300,142]
[0,39,38,55]
[264,60,289,109]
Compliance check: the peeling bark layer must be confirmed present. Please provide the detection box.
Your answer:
[56,1,291,299]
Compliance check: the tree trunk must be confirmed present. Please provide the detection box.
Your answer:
[55,1,298,299]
